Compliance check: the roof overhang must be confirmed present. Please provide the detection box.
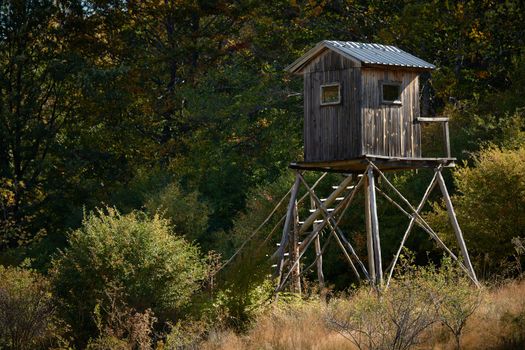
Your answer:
[285,41,361,74]
[285,40,436,75]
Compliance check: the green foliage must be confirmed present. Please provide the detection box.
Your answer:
[0,264,67,350]
[212,172,297,328]
[50,207,207,345]
[426,145,525,277]
[144,181,209,243]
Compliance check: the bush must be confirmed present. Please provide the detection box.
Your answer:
[327,256,481,350]
[0,264,65,350]
[86,286,156,350]
[51,207,207,345]
[425,145,525,277]
[328,283,436,350]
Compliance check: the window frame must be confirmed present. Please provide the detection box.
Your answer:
[320,83,341,106]
[380,80,402,105]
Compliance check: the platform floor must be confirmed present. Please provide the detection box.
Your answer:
[289,155,456,173]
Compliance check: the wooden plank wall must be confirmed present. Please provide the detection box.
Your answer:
[303,50,362,162]
[361,68,421,158]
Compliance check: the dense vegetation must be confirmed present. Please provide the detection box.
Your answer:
[1,0,525,348]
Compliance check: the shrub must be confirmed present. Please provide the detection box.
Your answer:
[86,286,156,350]
[0,264,64,350]
[425,145,525,277]
[328,283,436,350]
[423,258,482,349]
[51,207,207,345]
[327,256,481,350]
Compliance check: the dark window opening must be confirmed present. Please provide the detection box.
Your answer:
[381,82,402,104]
[320,84,340,105]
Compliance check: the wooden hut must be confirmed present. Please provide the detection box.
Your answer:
[286,41,449,171]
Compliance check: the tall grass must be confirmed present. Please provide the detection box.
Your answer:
[196,279,525,350]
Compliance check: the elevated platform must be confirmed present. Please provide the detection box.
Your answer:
[290,155,456,173]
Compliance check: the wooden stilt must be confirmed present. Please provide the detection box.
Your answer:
[291,200,301,294]
[436,171,478,283]
[276,175,301,287]
[367,166,383,286]
[310,197,325,289]
[364,169,376,283]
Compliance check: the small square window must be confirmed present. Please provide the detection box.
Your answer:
[381,82,402,104]
[320,83,341,105]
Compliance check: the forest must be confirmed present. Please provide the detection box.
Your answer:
[1,0,525,349]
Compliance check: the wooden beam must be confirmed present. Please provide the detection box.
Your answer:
[291,200,301,294]
[364,170,376,283]
[416,117,449,122]
[275,175,301,286]
[437,171,479,284]
[290,155,456,173]
[443,121,451,158]
[367,166,383,286]
[310,197,325,289]
[385,171,438,287]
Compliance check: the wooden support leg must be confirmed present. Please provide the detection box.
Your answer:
[436,170,478,283]
[291,200,301,294]
[364,170,376,284]
[276,175,301,289]
[310,197,325,289]
[367,166,383,287]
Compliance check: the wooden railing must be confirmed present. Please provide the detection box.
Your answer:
[416,117,451,158]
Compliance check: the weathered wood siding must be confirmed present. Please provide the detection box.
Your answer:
[361,68,421,158]
[303,50,362,162]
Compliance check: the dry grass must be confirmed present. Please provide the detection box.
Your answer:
[461,279,525,349]
[197,280,525,350]
[199,301,354,350]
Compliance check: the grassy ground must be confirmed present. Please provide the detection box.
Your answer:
[197,279,525,350]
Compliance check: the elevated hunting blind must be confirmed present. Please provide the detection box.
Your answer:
[271,41,479,294]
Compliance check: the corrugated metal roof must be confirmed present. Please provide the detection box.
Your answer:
[286,40,435,73]
[325,41,435,69]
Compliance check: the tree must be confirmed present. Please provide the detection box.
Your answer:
[0,0,81,246]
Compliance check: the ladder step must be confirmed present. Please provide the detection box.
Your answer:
[298,219,324,225]
[321,197,344,202]
[309,208,334,213]
[332,185,355,190]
